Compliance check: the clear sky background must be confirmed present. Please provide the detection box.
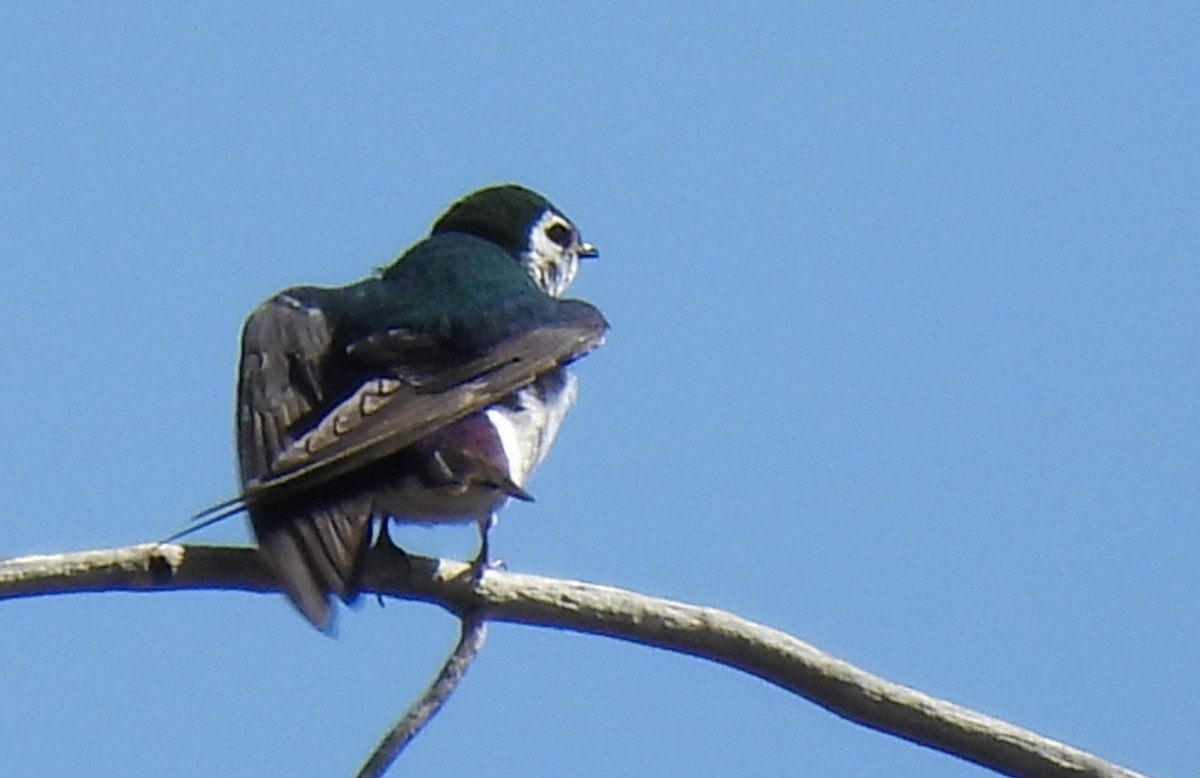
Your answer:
[1,5,1196,777]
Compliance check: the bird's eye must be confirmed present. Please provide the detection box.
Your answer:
[545,222,573,248]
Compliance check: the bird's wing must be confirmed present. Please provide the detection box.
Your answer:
[236,291,335,484]
[234,291,377,632]
[246,308,608,505]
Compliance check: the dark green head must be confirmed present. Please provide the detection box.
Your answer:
[430,184,598,297]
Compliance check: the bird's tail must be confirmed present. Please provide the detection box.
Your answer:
[250,497,374,633]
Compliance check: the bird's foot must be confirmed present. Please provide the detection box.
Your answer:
[469,543,490,583]
[469,554,506,581]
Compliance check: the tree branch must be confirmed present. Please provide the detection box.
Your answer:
[0,543,1146,778]
[356,612,487,778]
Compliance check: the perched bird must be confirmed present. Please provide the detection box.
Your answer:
[201,185,607,631]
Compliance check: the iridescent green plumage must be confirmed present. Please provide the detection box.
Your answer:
[431,185,559,254]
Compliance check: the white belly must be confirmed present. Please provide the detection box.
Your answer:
[371,369,579,525]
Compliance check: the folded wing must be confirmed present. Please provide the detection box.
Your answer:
[236,290,607,631]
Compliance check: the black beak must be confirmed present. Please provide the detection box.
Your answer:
[578,242,599,259]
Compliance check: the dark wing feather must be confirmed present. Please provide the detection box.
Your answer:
[237,291,334,483]
[236,292,373,632]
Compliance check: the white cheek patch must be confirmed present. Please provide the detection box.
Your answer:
[528,211,562,263]
[524,210,581,297]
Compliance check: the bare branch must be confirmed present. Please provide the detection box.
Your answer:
[356,613,487,778]
[0,543,1146,778]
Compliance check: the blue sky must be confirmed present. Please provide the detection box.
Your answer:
[2,4,1196,776]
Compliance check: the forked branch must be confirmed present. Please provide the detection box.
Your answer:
[0,544,1146,778]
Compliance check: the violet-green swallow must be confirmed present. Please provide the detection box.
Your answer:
[204,184,606,631]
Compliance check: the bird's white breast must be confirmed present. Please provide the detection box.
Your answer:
[371,368,579,525]
[491,368,579,486]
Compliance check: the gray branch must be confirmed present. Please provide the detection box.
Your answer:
[0,543,1146,778]
[356,612,487,778]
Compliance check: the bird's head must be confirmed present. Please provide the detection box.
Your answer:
[431,184,598,297]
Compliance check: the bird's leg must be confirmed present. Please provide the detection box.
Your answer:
[373,519,410,607]
[470,513,498,581]
[374,518,408,558]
